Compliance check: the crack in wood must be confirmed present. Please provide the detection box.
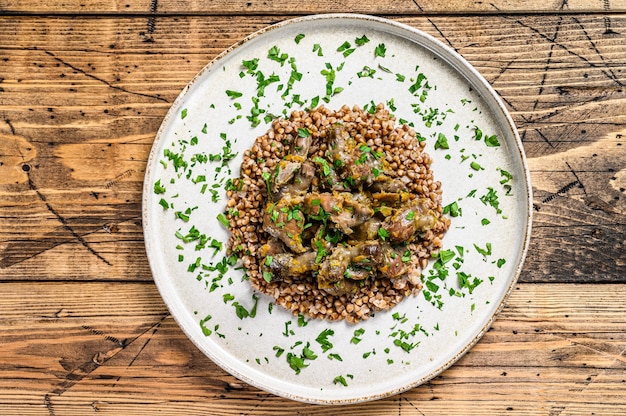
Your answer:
[109,318,164,389]
[0,213,141,269]
[49,313,169,396]
[27,175,112,266]
[4,118,16,135]
[533,17,562,113]
[489,60,515,86]
[565,161,587,197]
[534,127,556,149]
[507,16,624,88]
[402,395,427,415]
[411,0,424,12]
[427,19,456,52]
[572,16,622,86]
[41,49,169,102]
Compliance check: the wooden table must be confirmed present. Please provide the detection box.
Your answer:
[1,1,625,414]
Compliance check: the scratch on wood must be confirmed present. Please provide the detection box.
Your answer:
[27,176,112,266]
[550,405,566,416]
[427,19,456,52]
[51,313,169,396]
[4,118,15,135]
[508,17,624,88]
[144,0,158,42]
[82,325,125,347]
[533,17,562,113]
[402,396,427,415]
[125,319,162,369]
[44,394,55,416]
[572,16,622,87]
[542,180,580,203]
[603,0,619,35]
[411,0,424,12]
[42,49,168,102]
[104,169,136,189]
[489,60,515,86]
[535,128,555,149]
[0,214,141,269]
[566,161,587,197]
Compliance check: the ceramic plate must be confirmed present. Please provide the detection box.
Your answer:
[143,14,532,404]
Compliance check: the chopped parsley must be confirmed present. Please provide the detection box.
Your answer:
[434,133,449,150]
[153,179,166,194]
[351,328,365,344]
[267,45,288,66]
[374,43,386,57]
[337,41,355,57]
[355,35,370,45]
[217,213,230,228]
[479,187,503,214]
[315,328,335,352]
[485,134,500,147]
[333,375,349,386]
[225,89,243,98]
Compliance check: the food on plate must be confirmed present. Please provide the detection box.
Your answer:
[226,104,450,323]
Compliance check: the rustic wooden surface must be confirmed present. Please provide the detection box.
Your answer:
[1,1,625,414]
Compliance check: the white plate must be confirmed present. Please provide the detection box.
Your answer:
[143,14,532,404]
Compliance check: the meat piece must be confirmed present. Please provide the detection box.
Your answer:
[258,238,284,258]
[304,192,374,234]
[381,198,437,243]
[343,266,371,280]
[261,251,317,281]
[291,133,312,158]
[317,241,383,294]
[273,159,301,191]
[327,124,354,167]
[371,191,410,207]
[326,124,385,189]
[273,161,315,200]
[262,195,307,253]
[317,245,352,284]
[304,192,340,217]
[351,217,382,241]
[317,278,358,297]
[290,161,315,192]
[331,193,374,234]
[343,149,377,188]
[368,177,407,193]
[390,256,422,290]
[268,133,313,199]
[313,156,346,191]
[377,245,410,279]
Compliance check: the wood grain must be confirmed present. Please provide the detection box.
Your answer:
[0,282,624,414]
[1,0,625,15]
[1,4,625,414]
[0,15,624,282]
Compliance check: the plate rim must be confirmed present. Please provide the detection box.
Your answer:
[142,12,533,404]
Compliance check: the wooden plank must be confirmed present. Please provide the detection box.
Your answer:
[0,15,624,282]
[0,282,624,414]
[1,0,625,15]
